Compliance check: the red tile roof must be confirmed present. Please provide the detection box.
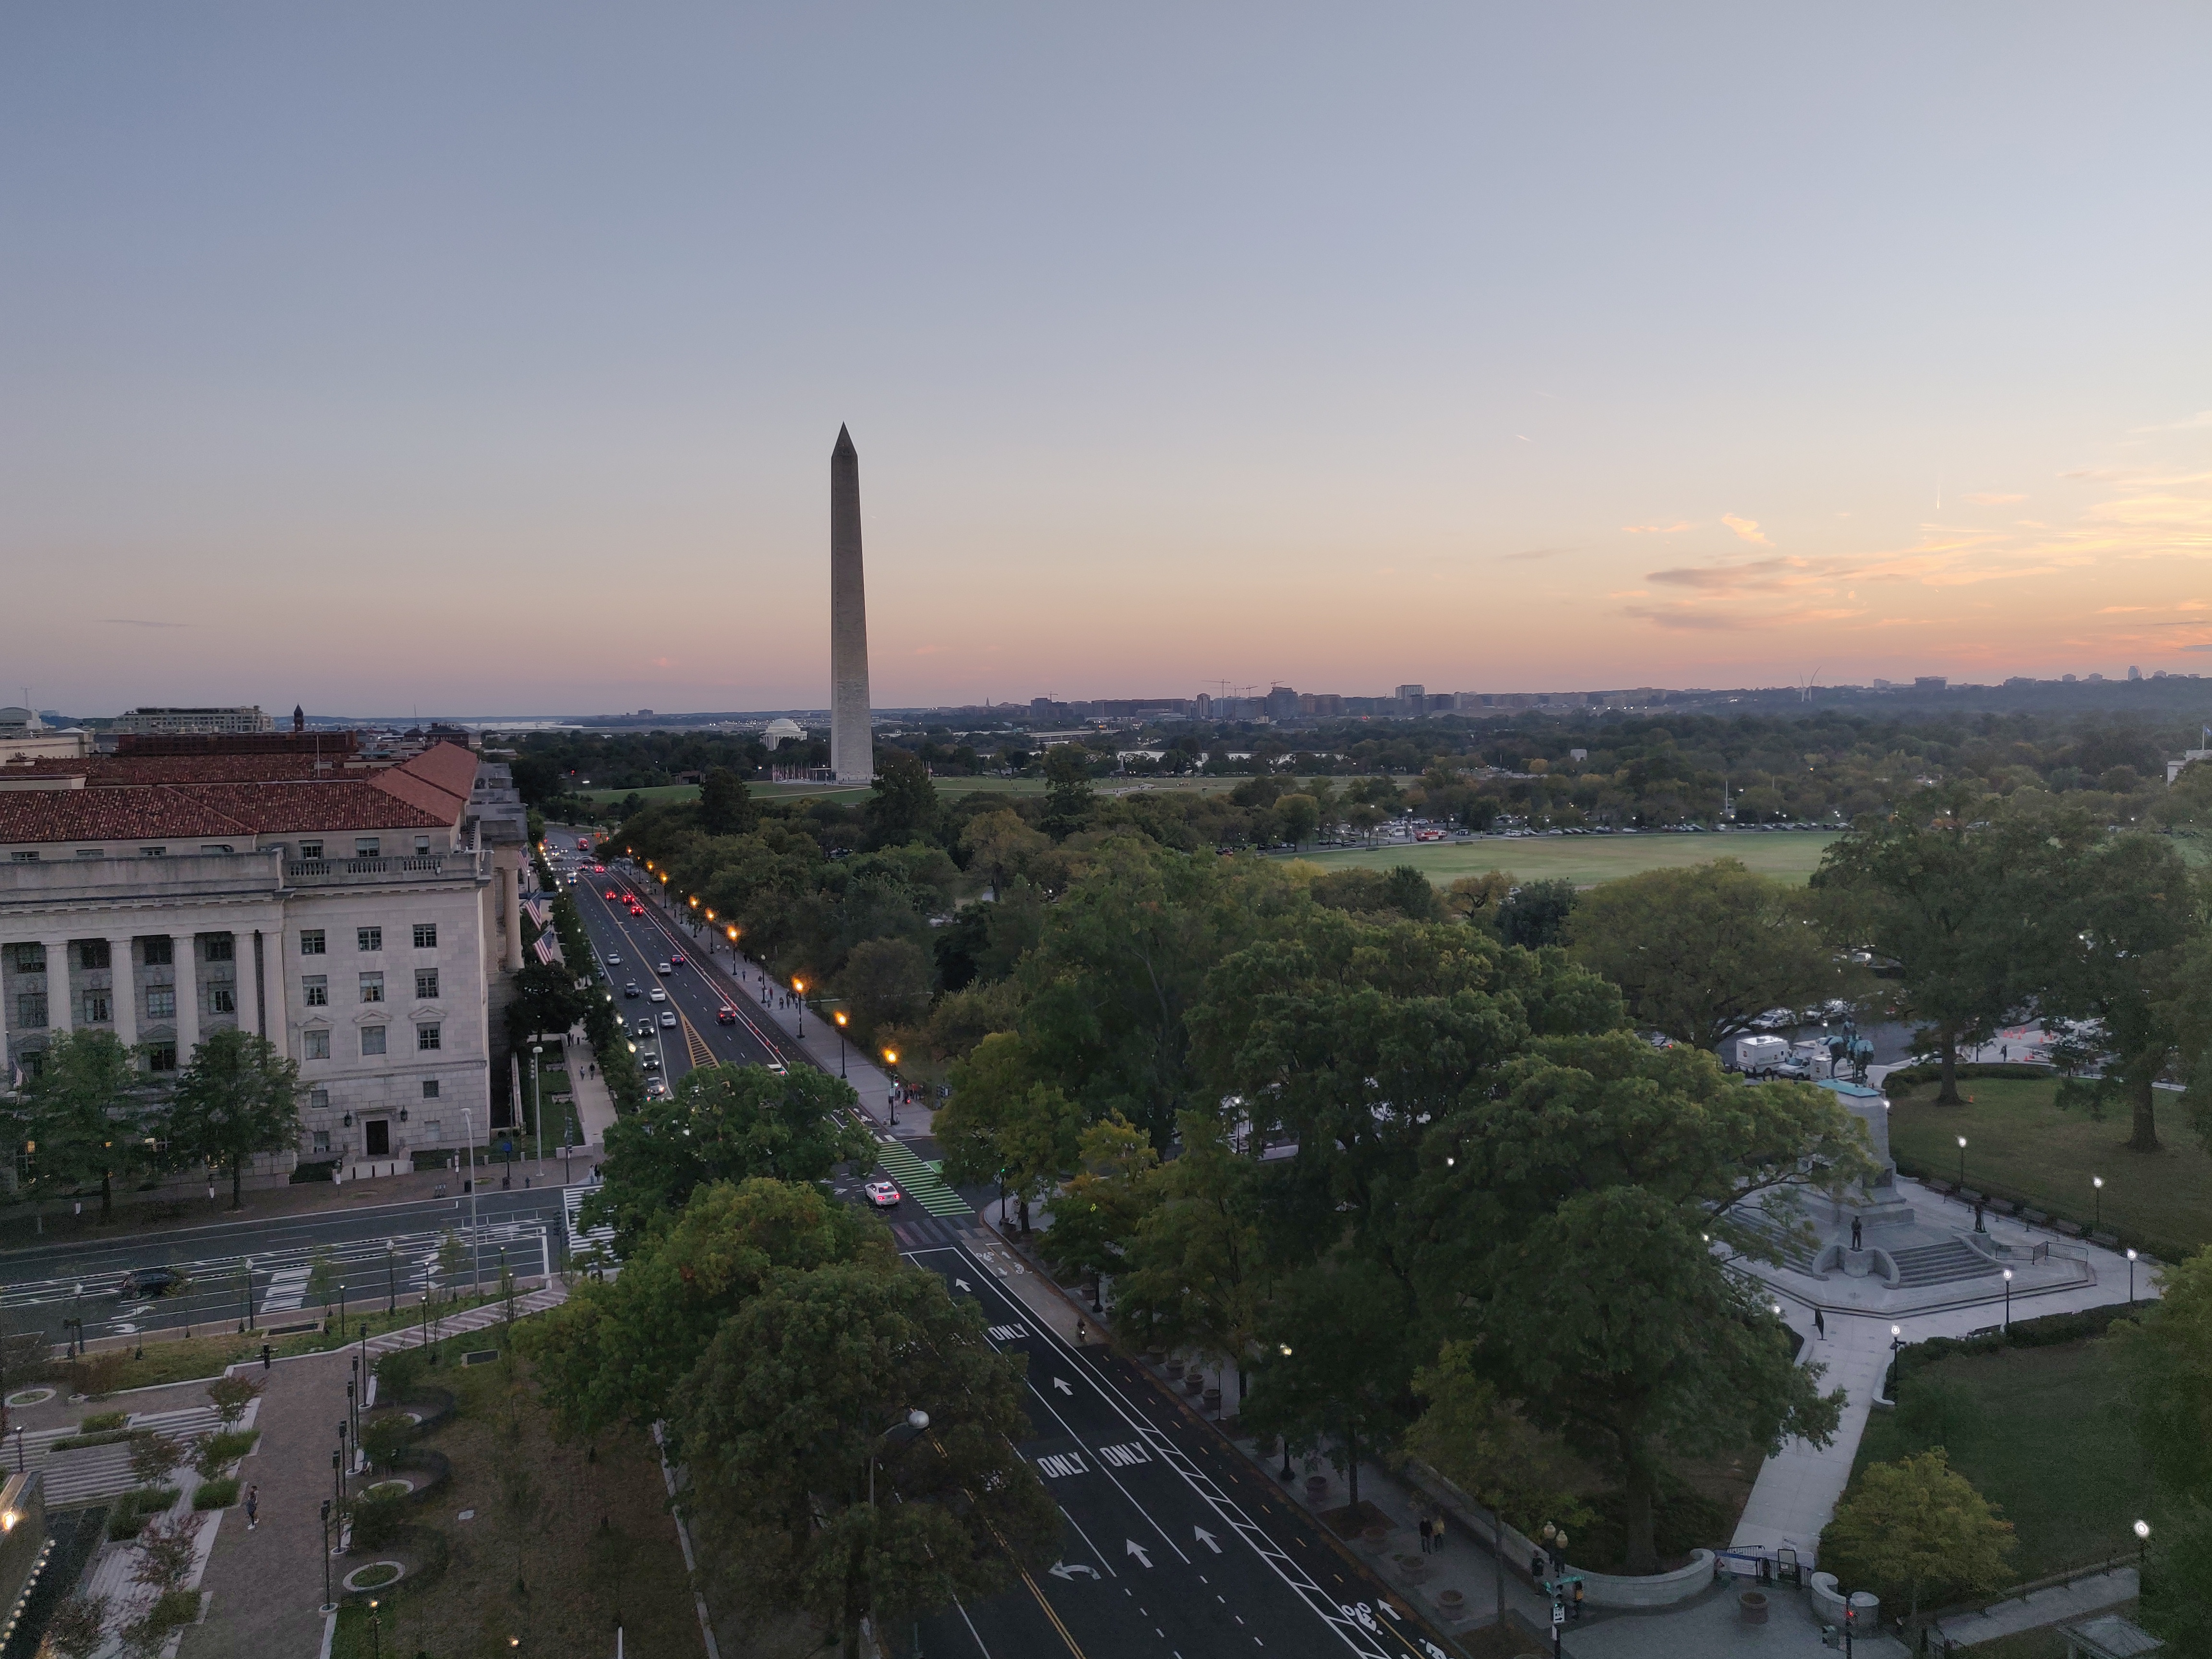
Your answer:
[0,781,449,847]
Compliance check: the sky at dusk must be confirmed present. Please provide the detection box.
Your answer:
[5,5,2210,716]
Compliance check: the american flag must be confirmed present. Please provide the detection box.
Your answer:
[533,933,565,967]
[523,899,553,928]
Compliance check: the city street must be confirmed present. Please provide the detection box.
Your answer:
[902,1231,1460,1659]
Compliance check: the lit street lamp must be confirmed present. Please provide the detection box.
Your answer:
[2127,1248,2138,1304]
[883,1049,900,1125]
[1957,1135,1968,1187]
[2002,1267,2013,1331]
[2092,1175,2104,1232]
[2135,1518,2151,1571]
[833,1011,848,1078]
[792,978,806,1037]
[1887,1324,1905,1399]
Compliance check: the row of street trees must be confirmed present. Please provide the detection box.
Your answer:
[1,1026,302,1214]
[535,1068,1054,1657]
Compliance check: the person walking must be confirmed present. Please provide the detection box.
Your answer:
[1418,1516,1432,1554]
[245,1484,259,1530]
[1814,1307,1827,1341]
[1431,1512,1446,1553]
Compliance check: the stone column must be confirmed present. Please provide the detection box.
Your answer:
[109,937,138,1049]
[43,938,74,1034]
[171,934,200,1057]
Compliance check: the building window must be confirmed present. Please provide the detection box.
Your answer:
[300,930,325,956]
[414,969,440,1000]
[414,835,432,855]
[7,944,43,973]
[15,993,46,1028]
[84,992,111,1024]
[77,941,109,971]
[421,1079,441,1100]
[360,973,385,1004]
[310,1088,330,1111]
[8,851,36,863]
[210,986,236,1014]
[358,927,382,953]
[313,1129,331,1154]
[147,1044,178,1072]
[74,848,102,858]
[303,1029,330,1060]
[356,837,381,857]
[420,1117,442,1143]
[361,1025,387,1056]
[146,986,177,1020]
[142,937,172,966]
[204,936,234,962]
[417,1022,442,1051]
[302,975,328,1007]
[140,846,167,857]
[300,840,324,860]
[412,924,437,949]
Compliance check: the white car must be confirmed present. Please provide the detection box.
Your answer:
[649,988,667,1003]
[864,1180,902,1210]
[606,954,622,966]
[660,1011,677,1029]
[764,1059,788,1076]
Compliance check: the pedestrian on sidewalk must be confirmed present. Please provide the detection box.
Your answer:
[245,1485,258,1529]
[1432,1512,1445,1552]
[1418,1516,1431,1554]
[1814,1307,1826,1340]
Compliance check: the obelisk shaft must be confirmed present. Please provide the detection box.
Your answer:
[830,424,874,784]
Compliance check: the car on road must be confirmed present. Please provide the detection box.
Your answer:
[656,961,672,975]
[864,1181,902,1210]
[764,1059,788,1076]
[623,982,641,998]
[670,951,686,966]
[645,1079,670,1100]
[715,1005,737,1025]
[649,988,667,1003]
[634,1019,654,1036]
[606,953,621,965]
[640,1054,661,1072]
[604,889,619,900]
[660,1011,677,1029]
[119,1266,178,1299]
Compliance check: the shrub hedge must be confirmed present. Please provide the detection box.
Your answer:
[192,1477,240,1511]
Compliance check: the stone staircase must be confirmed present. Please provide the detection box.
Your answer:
[1889,1240,2002,1288]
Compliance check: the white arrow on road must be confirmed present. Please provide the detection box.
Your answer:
[1047,1562,1101,1581]
[1193,1526,1222,1554]
[1053,1377,1073,1395]
[954,1279,971,1292]
[1125,1540,1152,1569]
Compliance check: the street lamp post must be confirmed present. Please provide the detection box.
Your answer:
[1887,1324,1905,1400]
[834,1011,848,1078]
[320,1499,335,1611]
[385,1243,397,1317]
[2127,1248,2138,1304]
[531,1043,543,1172]
[869,1409,931,1507]
[1957,1135,1968,1188]
[463,1106,480,1294]
[2092,1176,2103,1232]
[2135,1518,2151,1573]
[792,978,806,1036]
[883,1049,899,1125]
[2002,1267,2013,1331]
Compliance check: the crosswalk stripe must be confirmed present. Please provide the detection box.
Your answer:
[874,1141,972,1217]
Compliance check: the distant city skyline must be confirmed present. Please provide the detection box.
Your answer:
[5,6,2209,712]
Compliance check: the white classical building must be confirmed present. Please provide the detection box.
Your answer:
[0,741,527,1179]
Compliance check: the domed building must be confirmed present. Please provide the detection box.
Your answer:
[762,718,806,750]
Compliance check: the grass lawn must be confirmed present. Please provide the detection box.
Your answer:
[576,783,705,806]
[75,1291,512,1393]
[1851,1339,2152,1582]
[1886,1076,2212,1259]
[1291,829,1839,888]
[328,1339,704,1659]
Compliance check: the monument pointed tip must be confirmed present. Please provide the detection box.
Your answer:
[833,423,855,457]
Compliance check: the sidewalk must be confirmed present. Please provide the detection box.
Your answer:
[555,1023,620,1149]
[1931,1568,2138,1648]
[728,960,935,1136]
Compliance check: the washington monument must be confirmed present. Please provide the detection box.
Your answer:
[829,424,874,784]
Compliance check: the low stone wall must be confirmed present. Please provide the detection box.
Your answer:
[1810,1571,1880,1629]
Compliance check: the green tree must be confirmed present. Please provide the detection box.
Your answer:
[959,809,1050,899]
[585,1064,875,1246]
[1496,877,1577,949]
[836,936,936,1041]
[505,960,589,1050]
[866,749,941,848]
[937,1034,1082,1231]
[1037,1113,1160,1300]
[2035,833,2204,1152]
[2140,1496,2212,1653]
[360,1411,412,1474]
[1566,858,1852,1051]
[1273,793,1320,849]
[42,1594,109,1659]
[1820,1450,2015,1632]
[305,1248,342,1328]
[164,1028,302,1208]
[698,767,758,836]
[3,1028,151,1219]
[2112,1247,2212,1496]
[129,1432,186,1492]
[1113,1111,1268,1407]
[526,1178,884,1436]
[671,1259,1058,1659]
[1813,798,2035,1104]
[1409,1032,1870,1573]
[1039,744,1096,839]
[1241,1255,1417,1510]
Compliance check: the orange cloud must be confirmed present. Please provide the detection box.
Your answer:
[1721,514,1772,546]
